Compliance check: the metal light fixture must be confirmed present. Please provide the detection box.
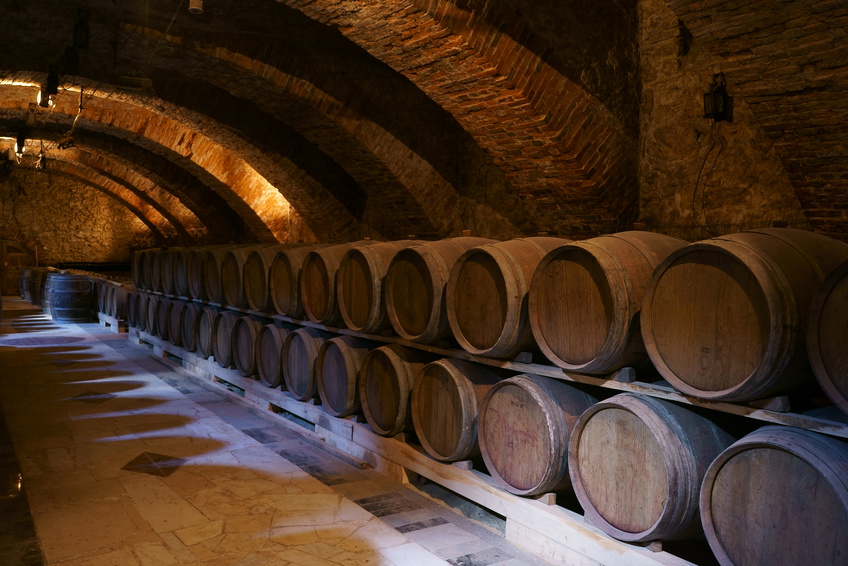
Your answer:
[189,0,203,14]
[703,72,732,122]
[14,130,26,156]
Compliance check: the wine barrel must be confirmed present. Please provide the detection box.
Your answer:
[180,302,204,352]
[109,283,134,320]
[411,358,503,462]
[131,250,145,291]
[256,322,297,387]
[171,248,195,298]
[160,247,186,296]
[359,344,432,437]
[125,291,138,327]
[148,249,168,293]
[41,272,56,316]
[642,228,848,401]
[20,268,34,303]
[32,268,50,307]
[269,245,319,318]
[212,310,242,368]
[187,246,228,300]
[145,294,160,335]
[48,273,93,323]
[155,296,172,341]
[95,279,108,315]
[283,327,332,400]
[700,426,848,566]
[568,393,733,542]
[203,246,252,305]
[222,245,277,309]
[244,244,291,313]
[529,231,686,374]
[478,374,596,496]
[232,315,267,377]
[196,305,223,359]
[385,237,495,343]
[807,259,848,416]
[446,237,569,358]
[135,292,151,332]
[337,240,423,333]
[316,335,374,417]
[301,241,378,326]
[167,300,190,347]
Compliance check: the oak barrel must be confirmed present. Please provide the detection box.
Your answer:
[212,310,242,368]
[244,244,291,313]
[148,249,167,293]
[109,283,134,320]
[316,335,374,417]
[160,247,186,296]
[568,393,733,542]
[807,259,848,416]
[478,374,595,496]
[187,246,228,300]
[337,240,422,333]
[700,426,848,566]
[411,358,503,462]
[232,315,267,377]
[180,302,203,352]
[126,291,139,327]
[283,327,332,400]
[385,237,495,343]
[359,344,432,437]
[20,268,35,303]
[195,305,223,359]
[48,273,93,323]
[135,292,150,332]
[642,228,848,401]
[256,322,297,387]
[167,299,189,348]
[145,294,161,336]
[203,245,252,305]
[529,231,686,374]
[446,237,569,358]
[269,245,318,318]
[170,247,195,298]
[301,241,377,326]
[222,244,276,309]
[155,296,172,341]
[131,250,145,291]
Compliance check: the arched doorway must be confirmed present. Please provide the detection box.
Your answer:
[1,241,36,296]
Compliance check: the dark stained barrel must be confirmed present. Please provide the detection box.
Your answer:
[155,296,172,341]
[316,335,374,417]
[256,323,298,387]
[283,327,332,400]
[359,344,433,437]
[222,245,278,309]
[232,315,267,377]
[180,302,204,352]
[48,273,93,323]
[212,310,242,368]
[167,300,190,348]
[807,259,848,416]
[196,305,223,359]
[269,246,319,318]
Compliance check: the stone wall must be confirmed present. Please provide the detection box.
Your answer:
[638,0,808,241]
[0,166,155,264]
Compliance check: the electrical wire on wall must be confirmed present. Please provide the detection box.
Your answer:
[691,121,725,237]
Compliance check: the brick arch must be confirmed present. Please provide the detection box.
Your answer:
[0,77,323,243]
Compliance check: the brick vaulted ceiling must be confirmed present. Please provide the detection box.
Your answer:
[0,0,640,246]
[1,0,845,246]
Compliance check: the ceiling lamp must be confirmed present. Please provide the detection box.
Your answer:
[189,0,203,14]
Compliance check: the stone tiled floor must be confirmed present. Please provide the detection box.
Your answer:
[0,298,552,566]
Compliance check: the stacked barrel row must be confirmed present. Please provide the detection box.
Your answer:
[129,229,848,566]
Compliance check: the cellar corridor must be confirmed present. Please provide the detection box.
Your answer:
[0,297,550,566]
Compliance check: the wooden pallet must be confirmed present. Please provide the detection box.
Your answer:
[98,312,127,333]
[129,328,695,566]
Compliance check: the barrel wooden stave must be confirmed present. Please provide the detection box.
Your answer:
[196,305,223,359]
[212,310,242,368]
[700,426,848,566]
[478,373,596,496]
[642,228,848,401]
[359,344,433,437]
[181,302,204,352]
[316,335,374,417]
[167,299,189,347]
[447,237,570,358]
[807,259,848,416]
[283,327,332,400]
[529,231,686,374]
[412,358,503,462]
[256,323,297,387]
[232,315,267,377]
[337,240,423,333]
[569,393,733,542]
